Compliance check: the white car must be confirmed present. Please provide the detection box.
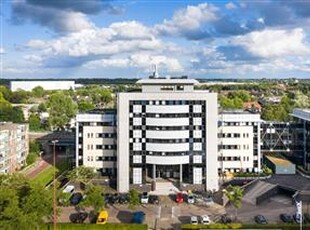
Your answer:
[63,185,75,193]
[140,192,149,204]
[190,216,198,225]
[187,194,195,204]
[201,215,211,224]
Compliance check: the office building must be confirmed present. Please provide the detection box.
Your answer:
[0,123,29,173]
[76,109,117,177]
[117,75,218,192]
[218,111,262,173]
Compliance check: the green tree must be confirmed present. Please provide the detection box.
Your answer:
[29,140,40,154]
[223,185,244,221]
[80,185,104,213]
[11,107,25,123]
[26,152,37,165]
[10,90,30,103]
[0,94,13,121]
[78,100,95,112]
[38,103,47,112]
[47,92,77,130]
[128,189,140,208]
[28,114,42,131]
[67,166,96,184]
[31,86,45,98]
[0,174,53,229]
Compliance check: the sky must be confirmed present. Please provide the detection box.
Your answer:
[1,0,310,79]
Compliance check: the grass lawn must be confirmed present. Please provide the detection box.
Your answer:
[30,159,69,186]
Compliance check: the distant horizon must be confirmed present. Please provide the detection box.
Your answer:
[2,1,310,79]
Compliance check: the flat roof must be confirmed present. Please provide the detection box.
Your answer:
[265,155,294,166]
[136,78,199,85]
[291,109,310,121]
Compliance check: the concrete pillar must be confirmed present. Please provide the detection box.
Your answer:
[153,164,156,181]
[180,164,183,183]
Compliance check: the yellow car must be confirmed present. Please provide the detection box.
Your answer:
[96,210,108,224]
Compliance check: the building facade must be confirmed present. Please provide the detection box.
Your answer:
[291,109,310,170]
[76,110,117,177]
[117,77,219,192]
[0,123,29,173]
[218,111,262,174]
[10,80,76,92]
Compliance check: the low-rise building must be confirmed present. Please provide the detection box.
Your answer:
[0,123,29,173]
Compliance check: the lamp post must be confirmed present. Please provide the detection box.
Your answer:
[52,140,58,230]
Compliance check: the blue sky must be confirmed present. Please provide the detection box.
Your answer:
[1,0,310,79]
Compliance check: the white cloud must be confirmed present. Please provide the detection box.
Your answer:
[225,2,237,10]
[233,28,310,58]
[0,48,5,54]
[85,54,183,73]
[155,3,218,36]
[27,21,161,59]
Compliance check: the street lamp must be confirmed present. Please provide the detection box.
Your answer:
[51,140,58,230]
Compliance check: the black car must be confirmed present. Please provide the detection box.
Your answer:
[254,215,268,224]
[70,192,83,205]
[280,213,293,223]
[220,214,232,224]
[110,193,120,204]
[119,193,129,204]
[69,212,88,223]
[149,195,160,204]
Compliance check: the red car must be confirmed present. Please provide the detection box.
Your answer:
[176,192,184,203]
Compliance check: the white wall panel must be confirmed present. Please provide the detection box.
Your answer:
[146,130,189,139]
[146,118,189,126]
[146,155,189,165]
[146,143,189,152]
[146,105,189,113]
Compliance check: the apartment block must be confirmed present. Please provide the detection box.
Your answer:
[0,123,29,173]
[218,111,262,173]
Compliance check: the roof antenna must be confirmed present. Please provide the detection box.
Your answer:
[153,64,159,78]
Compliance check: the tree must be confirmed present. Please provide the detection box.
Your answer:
[78,100,95,112]
[11,107,25,123]
[38,103,47,112]
[28,114,42,131]
[67,166,96,184]
[32,86,45,98]
[29,140,40,154]
[80,185,104,213]
[223,185,244,221]
[26,152,37,165]
[47,92,77,130]
[128,189,140,208]
[0,174,53,229]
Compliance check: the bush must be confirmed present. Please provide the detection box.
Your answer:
[26,152,37,165]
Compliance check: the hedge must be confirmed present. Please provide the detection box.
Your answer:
[181,223,310,229]
[45,223,148,230]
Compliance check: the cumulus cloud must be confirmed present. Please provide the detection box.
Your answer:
[225,2,237,10]
[233,28,310,58]
[11,0,122,33]
[25,21,170,68]
[85,54,183,72]
[155,3,218,39]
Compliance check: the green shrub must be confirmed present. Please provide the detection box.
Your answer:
[26,152,37,165]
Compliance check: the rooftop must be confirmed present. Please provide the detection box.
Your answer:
[265,155,293,166]
[136,78,199,85]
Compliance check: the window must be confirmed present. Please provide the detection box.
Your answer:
[133,168,142,184]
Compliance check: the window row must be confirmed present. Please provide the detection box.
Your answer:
[130,100,205,105]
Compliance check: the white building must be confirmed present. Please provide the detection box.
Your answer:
[0,123,29,173]
[76,109,116,176]
[10,80,76,92]
[117,76,219,192]
[218,111,262,174]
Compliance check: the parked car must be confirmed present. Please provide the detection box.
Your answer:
[220,214,232,224]
[119,193,129,204]
[96,210,108,224]
[132,211,145,224]
[63,185,75,193]
[176,192,184,203]
[187,194,195,204]
[190,216,198,225]
[149,195,160,204]
[254,215,268,224]
[140,192,149,204]
[109,193,119,204]
[70,212,88,223]
[70,192,83,205]
[201,215,211,224]
[280,213,293,223]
